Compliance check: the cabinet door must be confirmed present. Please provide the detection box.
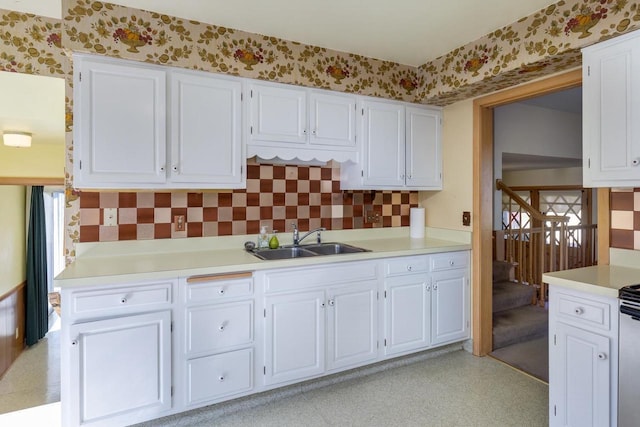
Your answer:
[264,290,325,385]
[75,55,166,187]
[549,322,610,427]
[406,107,442,189]
[384,274,430,355]
[583,33,640,187]
[249,83,307,144]
[309,92,356,148]
[327,281,378,371]
[361,100,405,187]
[431,269,469,345]
[67,311,171,426]
[170,72,243,187]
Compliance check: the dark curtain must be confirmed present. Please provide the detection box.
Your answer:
[26,186,48,346]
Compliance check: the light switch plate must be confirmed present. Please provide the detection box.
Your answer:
[104,208,118,226]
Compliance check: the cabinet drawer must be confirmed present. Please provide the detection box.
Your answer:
[185,273,253,303]
[556,292,611,331]
[264,261,378,293]
[186,301,253,355]
[186,348,253,405]
[430,251,469,272]
[70,282,172,318]
[385,256,429,276]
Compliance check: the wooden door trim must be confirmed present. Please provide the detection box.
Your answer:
[472,68,583,356]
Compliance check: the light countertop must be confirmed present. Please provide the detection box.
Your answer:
[543,264,640,298]
[55,227,471,288]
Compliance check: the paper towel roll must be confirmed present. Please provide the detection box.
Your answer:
[410,207,425,238]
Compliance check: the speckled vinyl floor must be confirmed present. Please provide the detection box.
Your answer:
[141,350,548,427]
[0,323,548,426]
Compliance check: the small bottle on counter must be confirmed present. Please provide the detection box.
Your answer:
[258,225,270,249]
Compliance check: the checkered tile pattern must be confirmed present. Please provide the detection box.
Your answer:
[78,164,419,242]
[609,188,640,250]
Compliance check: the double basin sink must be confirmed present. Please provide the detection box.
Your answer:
[249,242,369,260]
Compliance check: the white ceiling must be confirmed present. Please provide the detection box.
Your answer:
[0,72,65,146]
[0,0,557,66]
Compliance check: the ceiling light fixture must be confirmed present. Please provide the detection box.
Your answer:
[3,131,32,148]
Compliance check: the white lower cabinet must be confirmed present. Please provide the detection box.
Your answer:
[261,261,379,386]
[384,271,430,355]
[264,290,326,385]
[327,281,378,371]
[548,286,618,427]
[179,273,255,408]
[61,280,175,427]
[383,252,469,356]
[61,251,471,426]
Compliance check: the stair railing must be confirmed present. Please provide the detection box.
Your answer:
[495,179,570,306]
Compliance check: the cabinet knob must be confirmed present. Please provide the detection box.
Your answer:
[597,352,607,360]
[160,166,165,171]
[172,166,178,172]
[218,322,226,332]
[218,375,225,382]
[407,265,413,271]
[303,129,307,134]
[321,302,325,308]
[426,285,431,291]
[312,129,317,135]
[633,158,640,166]
[408,175,412,179]
[433,284,438,290]
[71,340,78,346]
[574,307,584,315]
[449,260,455,266]
[218,288,226,295]
[328,299,335,307]
[120,297,127,304]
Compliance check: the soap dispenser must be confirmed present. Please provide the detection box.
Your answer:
[258,225,269,249]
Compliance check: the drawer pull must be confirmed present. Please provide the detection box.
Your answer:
[407,265,413,271]
[449,260,454,266]
[120,297,127,304]
[574,307,584,315]
[218,375,225,382]
[71,340,78,346]
[433,284,438,290]
[426,285,431,291]
[597,352,607,360]
[218,322,227,332]
[218,288,226,295]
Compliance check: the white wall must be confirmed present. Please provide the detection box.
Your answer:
[494,103,582,229]
[420,99,473,231]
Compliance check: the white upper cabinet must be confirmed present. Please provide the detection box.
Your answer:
[248,83,307,145]
[583,30,640,187]
[341,99,442,190]
[406,107,442,188]
[170,71,242,186]
[75,55,167,186]
[246,81,358,162]
[73,54,244,189]
[361,100,406,187]
[309,91,356,148]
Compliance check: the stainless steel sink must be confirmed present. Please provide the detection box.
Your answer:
[250,246,318,260]
[304,243,369,255]
[248,242,369,260]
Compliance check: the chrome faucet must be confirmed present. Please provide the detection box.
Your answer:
[291,223,326,246]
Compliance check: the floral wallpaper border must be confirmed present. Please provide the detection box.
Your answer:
[2,0,640,262]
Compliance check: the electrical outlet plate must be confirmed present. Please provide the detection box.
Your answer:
[104,208,118,226]
[174,215,185,231]
[365,210,381,223]
[462,211,471,226]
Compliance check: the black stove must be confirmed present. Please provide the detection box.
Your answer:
[619,283,640,304]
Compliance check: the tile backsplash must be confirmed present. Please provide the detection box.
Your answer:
[610,188,640,250]
[78,164,419,243]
